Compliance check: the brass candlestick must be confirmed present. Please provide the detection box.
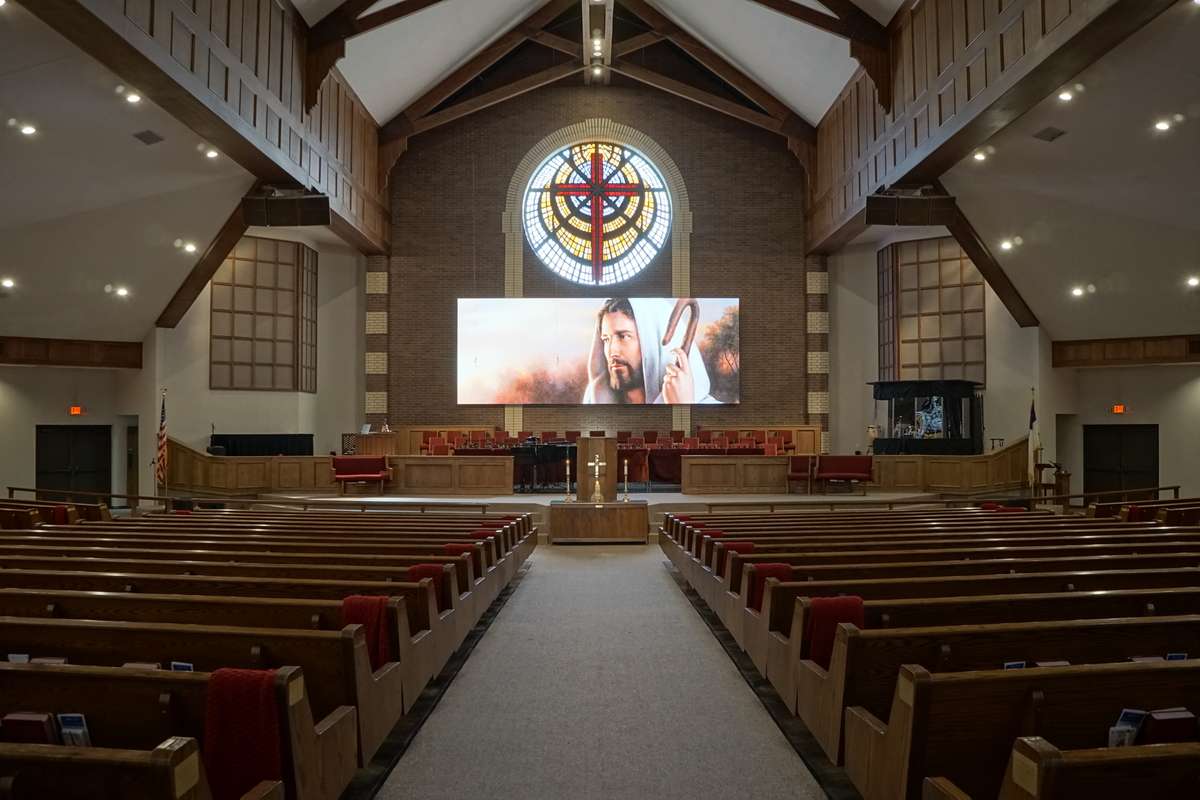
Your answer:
[623,458,630,502]
[564,458,573,502]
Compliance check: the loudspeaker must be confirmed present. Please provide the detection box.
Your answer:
[241,193,331,227]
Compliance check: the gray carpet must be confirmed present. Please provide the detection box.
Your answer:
[378,545,826,800]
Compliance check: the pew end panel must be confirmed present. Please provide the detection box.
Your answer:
[274,666,359,800]
[922,777,972,800]
[844,664,930,800]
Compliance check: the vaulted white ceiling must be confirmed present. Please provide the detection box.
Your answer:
[941,2,1200,341]
[292,0,906,126]
[0,4,256,341]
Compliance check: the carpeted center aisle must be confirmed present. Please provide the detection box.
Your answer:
[377,544,826,800]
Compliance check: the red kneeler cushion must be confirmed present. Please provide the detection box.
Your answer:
[805,596,865,670]
[980,502,1001,510]
[204,668,282,800]
[748,563,794,612]
[341,595,392,671]
[408,564,449,611]
[997,505,1025,512]
[718,541,754,576]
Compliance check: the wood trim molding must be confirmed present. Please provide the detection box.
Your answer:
[156,204,249,329]
[410,63,587,135]
[0,336,142,369]
[1053,335,1200,368]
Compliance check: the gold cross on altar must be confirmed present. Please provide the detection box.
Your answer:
[589,454,607,479]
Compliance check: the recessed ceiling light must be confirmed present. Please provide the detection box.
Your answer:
[19,124,35,136]
[1000,240,1014,251]
[1071,286,1084,297]
[0,2,7,8]
[973,151,987,161]
[205,148,219,159]
[1058,91,1073,102]
[115,287,130,298]
[592,65,603,77]
[1155,120,1171,131]
[125,93,141,104]
[1187,276,1199,287]
[1,278,14,289]
[183,242,197,253]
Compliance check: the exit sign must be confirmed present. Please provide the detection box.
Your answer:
[68,405,85,416]
[1110,404,1127,415]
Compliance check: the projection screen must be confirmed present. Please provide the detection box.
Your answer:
[458,297,740,405]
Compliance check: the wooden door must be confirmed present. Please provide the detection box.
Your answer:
[125,426,139,500]
[35,426,112,504]
[1083,424,1159,499]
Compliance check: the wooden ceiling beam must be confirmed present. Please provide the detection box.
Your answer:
[156,203,249,329]
[530,30,584,58]
[306,0,453,111]
[609,59,783,135]
[611,30,664,57]
[411,62,587,135]
[746,0,892,113]
[379,0,576,144]
[617,0,813,141]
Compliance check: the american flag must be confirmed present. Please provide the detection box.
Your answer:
[156,390,168,487]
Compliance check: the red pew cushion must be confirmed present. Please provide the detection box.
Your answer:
[408,563,448,611]
[748,563,794,612]
[805,596,865,670]
[718,541,754,576]
[341,595,392,671]
[204,668,282,800]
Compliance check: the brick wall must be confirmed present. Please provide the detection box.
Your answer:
[383,81,808,433]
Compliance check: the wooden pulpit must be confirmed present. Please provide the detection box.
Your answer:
[575,436,618,502]
[358,432,404,456]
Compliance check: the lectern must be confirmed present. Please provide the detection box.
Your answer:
[575,436,617,502]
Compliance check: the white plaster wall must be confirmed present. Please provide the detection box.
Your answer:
[0,366,128,500]
[829,243,879,453]
[152,231,364,455]
[1057,365,1200,497]
[982,288,1039,449]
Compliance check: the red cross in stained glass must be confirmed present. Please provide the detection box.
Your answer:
[551,148,640,283]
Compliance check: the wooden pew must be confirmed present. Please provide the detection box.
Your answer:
[0,553,477,649]
[1089,496,1198,518]
[924,736,1200,799]
[0,569,452,686]
[793,614,1200,764]
[1159,505,1200,525]
[0,544,488,628]
[0,498,111,522]
[710,529,1200,625]
[0,509,40,530]
[0,662,356,800]
[844,659,1200,800]
[0,586,433,716]
[749,567,1200,712]
[735,549,1200,663]
[0,736,283,799]
[0,615,405,765]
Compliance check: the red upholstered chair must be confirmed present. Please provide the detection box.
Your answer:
[565,430,581,443]
[470,430,486,443]
[541,431,558,442]
[814,454,873,494]
[764,443,778,456]
[749,429,765,443]
[617,430,632,442]
[697,429,711,443]
[450,434,466,449]
[723,429,739,441]
[711,436,728,449]
[426,436,446,452]
[331,455,393,495]
[787,455,816,494]
[644,431,660,444]
[590,430,606,437]
[670,430,684,443]
[683,437,699,449]
[736,438,755,448]
[432,444,450,455]
[767,436,784,451]
[627,436,645,448]
[518,431,533,440]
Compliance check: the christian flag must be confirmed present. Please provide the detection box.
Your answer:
[155,390,168,487]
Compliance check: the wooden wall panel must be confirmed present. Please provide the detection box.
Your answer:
[26,0,389,254]
[0,336,142,369]
[1052,335,1200,368]
[806,0,1154,252]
